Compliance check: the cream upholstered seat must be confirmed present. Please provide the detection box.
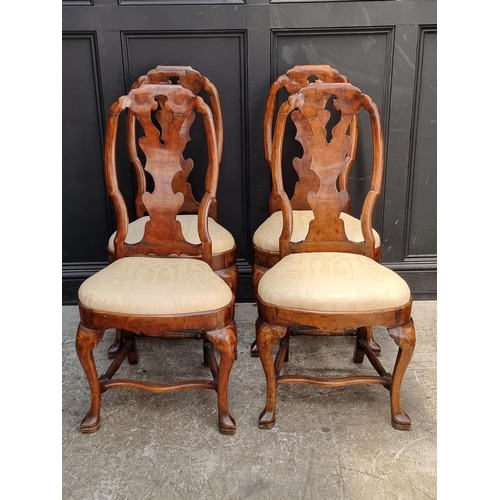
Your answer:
[79,257,233,315]
[258,252,409,312]
[253,211,381,253]
[108,215,235,255]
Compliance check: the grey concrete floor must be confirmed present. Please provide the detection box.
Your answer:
[62,301,436,500]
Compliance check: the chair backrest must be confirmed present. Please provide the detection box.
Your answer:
[128,66,223,220]
[271,82,383,260]
[264,65,358,214]
[106,84,219,264]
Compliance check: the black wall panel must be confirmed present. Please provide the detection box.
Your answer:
[407,28,437,259]
[62,0,437,303]
[62,34,109,263]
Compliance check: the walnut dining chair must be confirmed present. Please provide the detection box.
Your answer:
[254,81,415,430]
[76,84,237,435]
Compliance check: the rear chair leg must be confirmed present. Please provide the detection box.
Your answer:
[353,326,368,363]
[274,334,290,375]
[366,326,381,356]
[75,323,104,433]
[250,340,259,357]
[354,326,381,362]
[124,330,139,365]
[107,329,124,358]
[203,339,211,367]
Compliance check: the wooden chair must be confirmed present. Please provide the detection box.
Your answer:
[107,66,237,357]
[251,65,381,356]
[254,82,415,431]
[76,84,237,435]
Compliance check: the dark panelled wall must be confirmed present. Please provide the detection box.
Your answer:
[62,0,437,303]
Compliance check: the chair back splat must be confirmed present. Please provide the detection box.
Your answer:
[76,83,237,435]
[129,66,224,220]
[273,82,381,260]
[254,81,416,432]
[264,65,358,215]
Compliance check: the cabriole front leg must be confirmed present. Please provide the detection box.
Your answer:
[206,321,237,435]
[388,318,416,430]
[256,319,287,429]
[75,323,104,433]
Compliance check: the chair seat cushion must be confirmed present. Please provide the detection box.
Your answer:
[258,252,410,312]
[252,210,381,252]
[78,257,233,315]
[108,215,235,254]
